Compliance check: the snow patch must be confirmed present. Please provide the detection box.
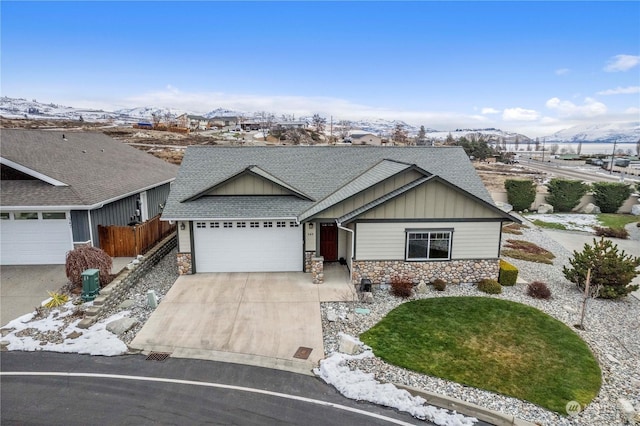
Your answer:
[529,213,600,232]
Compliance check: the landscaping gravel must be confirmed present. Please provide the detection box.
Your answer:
[320,221,640,426]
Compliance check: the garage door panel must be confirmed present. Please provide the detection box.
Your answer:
[1,217,72,265]
[194,222,302,273]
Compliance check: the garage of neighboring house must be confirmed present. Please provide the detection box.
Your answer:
[192,219,302,273]
[0,211,73,265]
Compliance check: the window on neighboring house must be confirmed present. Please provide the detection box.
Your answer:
[237,222,246,228]
[43,212,66,220]
[263,221,273,228]
[406,230,452,261]
[276,221,286,228]
[210,222,220,228]
[289,221,299,227]
[15,212,38,220]
[250,222,259,228]
[0,212,10,220]
[196,222,207,229]
[223,222,233,228]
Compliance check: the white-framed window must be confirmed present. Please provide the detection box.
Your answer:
[263,221,273,228]
[289,221,299,227]
[223,222,233,228]
[196,222,207,229]
[210,222,220,228]
[250,222,260,228]
[15,212,38,220]
[237,222,246,228]
[43,212,66,220]
[405,229,452,261]
[276,221,286,228]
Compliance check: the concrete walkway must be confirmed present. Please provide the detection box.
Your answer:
[130,269,355,375]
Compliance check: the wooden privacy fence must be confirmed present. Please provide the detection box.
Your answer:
[98,215,176,257]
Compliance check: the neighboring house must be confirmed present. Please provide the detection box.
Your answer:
[0,129,178,265]
[163,146,518,284]
[176,114,208,130]
[209,115,240,129]
[348,130,382,146]
[272,120,308,131]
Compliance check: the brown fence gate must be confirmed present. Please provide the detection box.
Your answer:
[98,215,176,257]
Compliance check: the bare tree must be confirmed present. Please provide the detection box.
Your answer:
[151,112,162,128]
[392,123,408,145]
[416,125,427,146]
[535,137,540,151]
[256,111,274,141]
[312,114,326,134]
[286,128,312,145]
[550,144,560,155]
[337,120,351,140]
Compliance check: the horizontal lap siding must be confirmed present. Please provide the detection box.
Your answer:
[355,221,501,260]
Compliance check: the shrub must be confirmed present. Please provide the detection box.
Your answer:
[44,292,69,308]
[545,179,588,212]
[390,278,413,298]
[502,223,528,235]
[505,179,536,211]
[591,182,633,214]
[563,238,640,299]
[527,281,552,299]
[432,279,447,291]
[65,246,113,289]
[498,259,518,286]
[593,226,629,239]
[477,278,502,294]
[502,239,555,264]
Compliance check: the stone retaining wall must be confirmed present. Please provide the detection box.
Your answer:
[77,233,177,329]
[351,258,500,286]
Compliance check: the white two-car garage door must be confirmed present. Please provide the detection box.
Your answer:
[193,220,303,273]
[1,211,73,265]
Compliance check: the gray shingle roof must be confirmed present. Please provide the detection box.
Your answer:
[1,129,178,207]
[163,146,498,220]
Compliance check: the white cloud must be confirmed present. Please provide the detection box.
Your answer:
[625,106,640,115]
[555,68,570,75]
[502,107,540,121]
[596,86,640,95]
[545,97,607,118]
[604,54,640,72]
[481,107,500,115]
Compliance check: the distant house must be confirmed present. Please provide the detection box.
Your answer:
[348,130,382,146]
[162,146,517,285]
[209,115,240,129]
[272,120,308,131]
[176,114,208,130]
[0,130,178,265]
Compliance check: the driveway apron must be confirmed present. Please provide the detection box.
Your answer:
[130,272,351,373]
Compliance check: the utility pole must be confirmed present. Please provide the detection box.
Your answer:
[330,115,333,145]
[541,138,546,162]
[609,140,618,174]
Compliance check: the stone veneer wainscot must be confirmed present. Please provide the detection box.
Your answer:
[351,259,500,285]
[177,252,193,275]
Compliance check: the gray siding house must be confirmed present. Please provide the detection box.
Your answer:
[162,146,517,284]
[0,129,178,265]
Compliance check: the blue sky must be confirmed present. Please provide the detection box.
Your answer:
[2,1,639,136]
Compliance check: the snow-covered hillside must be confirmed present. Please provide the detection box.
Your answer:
[545,122,640,143]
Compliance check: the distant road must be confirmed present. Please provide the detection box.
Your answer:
[522,160,639,183]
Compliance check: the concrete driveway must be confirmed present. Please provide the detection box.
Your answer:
[130,269,354,374]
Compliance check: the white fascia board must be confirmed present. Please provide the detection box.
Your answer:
[161,216,298,222]
[0,157,68,186]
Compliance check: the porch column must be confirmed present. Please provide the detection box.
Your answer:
[311,256,324,284]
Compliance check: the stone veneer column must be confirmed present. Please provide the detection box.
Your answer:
[176,253,193,275]
[304,251,314,273]
[311,256,324,284]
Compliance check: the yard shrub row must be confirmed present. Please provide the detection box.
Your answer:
[498,259,518,286]
[591,182,633,214]
[545,179,588,212]
[504,179,536,211]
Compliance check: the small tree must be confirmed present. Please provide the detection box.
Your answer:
[312,114,326,134]
[591,182,632,213]
[392,123,408,145]
[504,179,536,211]
[416,125,427,146]
[65,246,113,289]
[545,179,588,212]
[563,238,640,299]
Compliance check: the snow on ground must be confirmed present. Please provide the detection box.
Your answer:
[527,213,600,232]
[314,336,477,426]
[2,302,128,356]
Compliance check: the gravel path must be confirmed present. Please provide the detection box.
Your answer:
[320,223,640,426]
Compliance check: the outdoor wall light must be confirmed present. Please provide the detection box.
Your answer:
[180,222,186,230]
[308,223,313,229]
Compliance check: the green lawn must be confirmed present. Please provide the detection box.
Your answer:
[597,213,639,229]
[360,297,601,414]
[531,219,567,230]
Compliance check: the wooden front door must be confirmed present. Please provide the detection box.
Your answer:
[320,223,338,262]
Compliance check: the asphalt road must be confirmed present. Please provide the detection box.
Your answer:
[521,159,639,184]
[1,352,432,426]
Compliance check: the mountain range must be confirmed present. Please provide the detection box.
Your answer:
[1,96,638,143]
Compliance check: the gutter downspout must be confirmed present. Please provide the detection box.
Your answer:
[336,220,354,284]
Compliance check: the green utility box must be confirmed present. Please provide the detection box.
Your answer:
[81,268,100,302]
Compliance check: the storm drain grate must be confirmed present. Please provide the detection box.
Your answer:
[293,347,313,360]
[146,351,171,361]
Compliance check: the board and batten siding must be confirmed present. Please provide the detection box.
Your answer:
[90,193,139,247]
[146,183,171,218]
[355,221,502,261]
[206,173,289,196]
[313,170,423,219]
[70,210,91,243]
[178,222,191,253]
[356,180,503,220]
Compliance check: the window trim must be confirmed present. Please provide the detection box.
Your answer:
[405,228,453,261]
[42,212,66,220]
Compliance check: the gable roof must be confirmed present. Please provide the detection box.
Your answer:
[163,146,508,221]
[1,129,178,208]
